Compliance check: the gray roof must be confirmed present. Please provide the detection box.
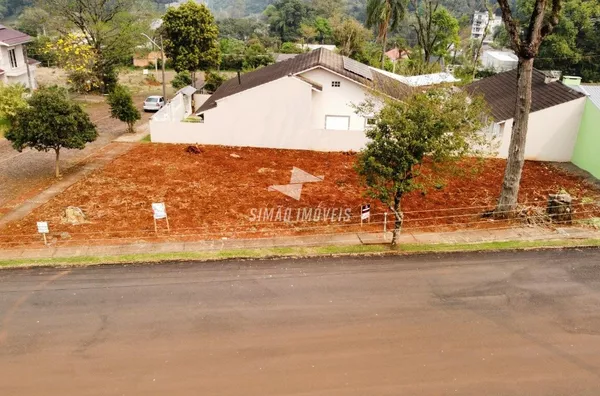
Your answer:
[465,68,586,121]
[176,85,197,96]
[197,48,412,113]
[581,85,600,109]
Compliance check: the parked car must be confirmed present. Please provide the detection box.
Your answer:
[143,96,165,112]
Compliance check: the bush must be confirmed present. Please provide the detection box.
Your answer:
[280,42,304,54]
[107,85,141,133]
[172,71,193,89]
[204,71,226,93]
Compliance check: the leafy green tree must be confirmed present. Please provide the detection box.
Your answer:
[220,38,246,69]
[310,0,344,18]
[313,16,332,43]
[331,16,372,58]
[163,0,221,87]
[5,87,97,178]
[37,0,154,92]
[264,0,314,42]
[204,71,226,93]
[366,0,407,67]
[243,39,274,69]
[494,0,562,217]
[16,6,53,36]
[107,85,141,133]
[355,89,490,245]
[409,0,460,63]
[217,17,268,41]
[172,71,193,89]
[0,84,27,120]
[280,42,304,53]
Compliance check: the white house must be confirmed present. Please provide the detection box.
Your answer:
[471,10,503,43]
[481,50,518,72]
[466,69,587,162]
[0,24,38,89]
[151,48,413,151]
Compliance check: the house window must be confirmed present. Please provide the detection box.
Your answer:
[9,49,18,68]
[325,115,350,130]
[490,121,505,138]
[365,117,376,128]
[331,81,341,87]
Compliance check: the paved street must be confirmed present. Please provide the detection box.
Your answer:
[1,249,600,395]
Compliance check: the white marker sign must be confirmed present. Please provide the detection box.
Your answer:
[37,221,49,234]
[152,203,167,220]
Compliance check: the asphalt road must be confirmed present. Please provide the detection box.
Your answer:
[2,249,600,395]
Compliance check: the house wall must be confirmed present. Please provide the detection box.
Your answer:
[151,71,372,151]
[299,67,371,131]
[493,98,586,161]
[571,100,600,178]
[0,44,37,89]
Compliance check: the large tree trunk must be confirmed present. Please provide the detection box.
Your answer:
[495,57,534,218]
[54,148,61,178]
[380,27,388,68]
[391,191,404,246]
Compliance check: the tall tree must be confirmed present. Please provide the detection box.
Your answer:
[162,0,221,87]
[366,0,407,67]
[494,0,562,217]
[355,89,490,245]
[331,16,372,57]
[5,87,97,178]
[409,0,460,64]
[264,0,313,42]
[36,0,154,92]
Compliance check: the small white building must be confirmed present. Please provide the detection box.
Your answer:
[481,50,518,72]
[466,68,587,162]
[471,10,503,43]
[150,48,413,151]
[0,24,38,89]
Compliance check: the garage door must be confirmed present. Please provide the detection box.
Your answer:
[325,115,350,130]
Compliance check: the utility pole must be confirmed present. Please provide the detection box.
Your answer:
[142,33,167,99]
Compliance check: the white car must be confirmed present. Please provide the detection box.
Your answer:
[143,96,165,112]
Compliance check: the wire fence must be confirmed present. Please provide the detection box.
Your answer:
[0,199,598,249]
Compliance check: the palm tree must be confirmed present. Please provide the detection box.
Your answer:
[366,0,407,68]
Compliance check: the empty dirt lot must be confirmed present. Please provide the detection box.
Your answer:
[0,144,598,248]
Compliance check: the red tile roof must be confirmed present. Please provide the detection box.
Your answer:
[0,24,32,46]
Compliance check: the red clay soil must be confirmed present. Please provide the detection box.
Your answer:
[0,144,599,248]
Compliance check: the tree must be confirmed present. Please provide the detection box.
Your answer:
[243,39,274,69]
[313,16,332,43]
[355,89,490,245]
[300,23,317,43]
[162,0,221,87]
[409,0,460,64]
[310,0,345,18]
[5,87,97,178]
[218,17,268,41]
[280,42,304,53]
[107,85,141,133]
[366,0,407,67]
[331,16,373,58]
[0,84,27,121]
[43,34,99,92]
[37,0,154,92]
[204,71,226,93]
[264,0,313,42]
[172,71,193,88]
[494,0,562,217]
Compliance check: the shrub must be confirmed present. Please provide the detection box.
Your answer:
[107,85,141,133]
[172,71,193,89]
[204,71,226,93]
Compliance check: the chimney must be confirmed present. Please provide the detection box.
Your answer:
[237,70,241,85]
[562,75,582,87]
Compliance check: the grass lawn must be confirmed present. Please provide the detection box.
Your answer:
[0,144,599,248]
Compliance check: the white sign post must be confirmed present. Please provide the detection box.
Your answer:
[152,203,170,233]
[37,221,49,245]
[360,204,371,226]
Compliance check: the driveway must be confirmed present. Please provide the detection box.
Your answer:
[1,249,600,395]
[0,97,153,214]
